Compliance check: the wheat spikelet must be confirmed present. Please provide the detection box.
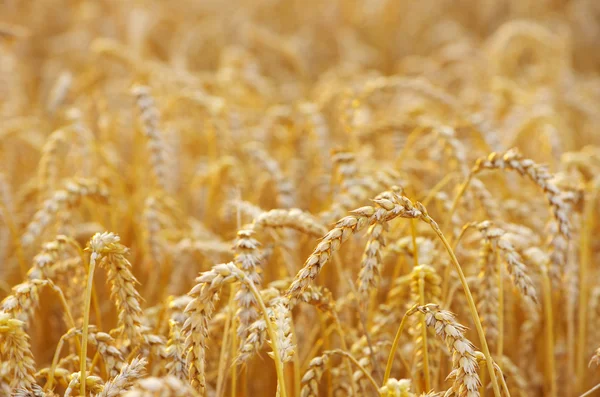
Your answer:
[237,282,325,364]
[475,241,499,349]
[331,150,359,192]
[233,229,263,342]
[416,304,481,397]
[89,330,125,378]
[46,71,72,114]
[267,298,294,364]
[2,3,600,397]
[386,236,437,266]
[0,313,36,390]
[22,179,109,247]
[1,279,50,325]
[589,348,600,367]
[64,372,103,396]
[320,150,372,223]
[301,353,330,397]
[98,357,147,397]
[237,315,268,364]
[288,190,421,297]
[297,102,330,163]
[360,76,459,113]
[184,262,242,392]
[330,367,352,397]
[379,378,415,397]
[123,376,200,397]
[87,232,144,343]
[64,108,95,178]
[476,221,537,303]
[165,319,187,381]
[227,198,264,221]
[27,236,72,280]
[131,85,169,192]
[12,384,55,397]
[47,327,123,384]
[472,149,571,280]
[37,129,69,200]
[175,237,232,257]
[357,222,387,300]
[237,284,328,364]
[245,142,295,208]
[352,349,376,394]
[294,285,335,314]
[410,266,442,388]
[437,125,469,177]
[470,178,500,221]
[252,208,327,237]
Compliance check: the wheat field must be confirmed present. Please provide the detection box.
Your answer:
[1,1,600,396]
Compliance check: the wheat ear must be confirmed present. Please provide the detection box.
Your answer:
[22,178,109,247]
[449,149,571,281]
[123,376,200,396]
[0,313,36,390]
[416,304,481,397]
[98,357,147,397]
[184,262,288,396]
[131,85,169,191]
[357,221,387,301]
[301,349,378,397]
[476,221,538,303]
[287,189,421,297]
[37,128,69,200]
[233,228,263,342]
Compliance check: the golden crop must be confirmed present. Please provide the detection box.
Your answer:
[1,1,600,396]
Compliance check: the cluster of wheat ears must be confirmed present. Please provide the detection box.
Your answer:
[1,1,600,396]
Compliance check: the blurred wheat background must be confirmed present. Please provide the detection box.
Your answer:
[1,0,600,396]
